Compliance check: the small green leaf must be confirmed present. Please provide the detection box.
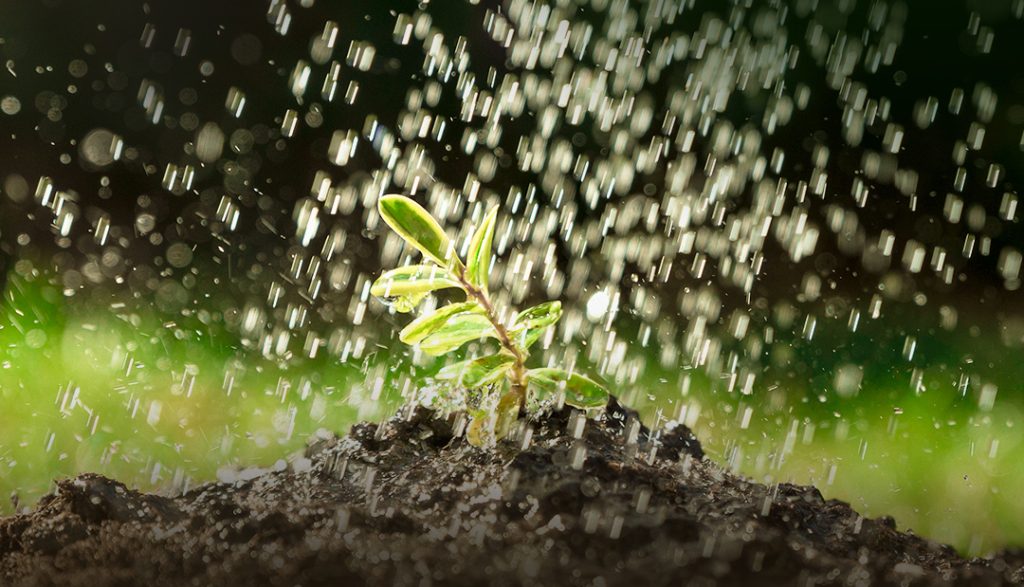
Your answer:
[434,358,473,381]
[466,206,498,292]
[370,265,461,298]
[437,353,515,388]
[378,195,462,268]
[510,327,545,349]
[419,313,496,356]
[391,292,428,314]
[494,389,521,441]
[466,409,493,448]
[512,301,562,330]
[399,302,483,345]
[527,368,609,409]
[509,301,561,349]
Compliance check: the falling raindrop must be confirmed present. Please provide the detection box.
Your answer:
[78,129,124,169]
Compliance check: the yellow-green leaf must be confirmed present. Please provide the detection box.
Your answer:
[527,368,609,409]
[466,206,498,292]
[399,302,483,345]
[509,301,561,349]
[494,389,521,441]
[370,265,460,298]
[391,292,428,313]
[378,194,462,268]
[436,353,515,388]
[512,301,562,330]
[419,313,496,356]
[510,327,544,349]
[466,409,493,448]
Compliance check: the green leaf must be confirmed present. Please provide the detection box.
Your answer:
[436,353,515,388]
[466,206,498,292]
[399,302,483,345]
[509,301,562,349]
[419,313,496,356]
[512,301,561,330]
[510,327,545,349]
[527,368,609,409]
[378,194,462,268]
[494,389,521,441]
[370,265,461,298]
[466,409,493,448]
[391,292,428,314]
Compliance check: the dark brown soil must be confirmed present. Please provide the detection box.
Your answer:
[1,399,1022,586]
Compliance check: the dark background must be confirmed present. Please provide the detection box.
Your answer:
[0,0,1022,375]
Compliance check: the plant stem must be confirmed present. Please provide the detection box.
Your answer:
[457,273,528,408]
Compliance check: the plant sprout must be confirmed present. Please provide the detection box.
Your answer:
[371,194,610,446]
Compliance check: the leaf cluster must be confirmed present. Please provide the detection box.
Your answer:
[371,194,609,445]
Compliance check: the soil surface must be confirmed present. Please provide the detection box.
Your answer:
[1,399,1022,586]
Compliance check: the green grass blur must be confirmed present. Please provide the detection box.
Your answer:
[0,271,402,510]
[1,270,1022,556]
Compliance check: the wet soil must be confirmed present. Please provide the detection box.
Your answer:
[1,398,1022,586]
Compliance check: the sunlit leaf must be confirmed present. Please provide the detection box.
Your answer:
[370,265,460,298]
[512,300,562,330]
[510,327,545,349]
[466,206,498,293]
[435,358,473,381]
[494,389,521,441]
[436,353,514,388]
[419,313,496,356]
[507,301,562,350]
[527,368,609,409]
[378,194,462,268]
[400,301,483,345]
[390,291,428,314]
[466,409,493,448]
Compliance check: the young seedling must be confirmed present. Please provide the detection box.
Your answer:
[371,194,609,446]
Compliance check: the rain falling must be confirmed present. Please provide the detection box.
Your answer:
[0,0,1023,583]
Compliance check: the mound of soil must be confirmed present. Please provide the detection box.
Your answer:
[1,399,1022,586]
